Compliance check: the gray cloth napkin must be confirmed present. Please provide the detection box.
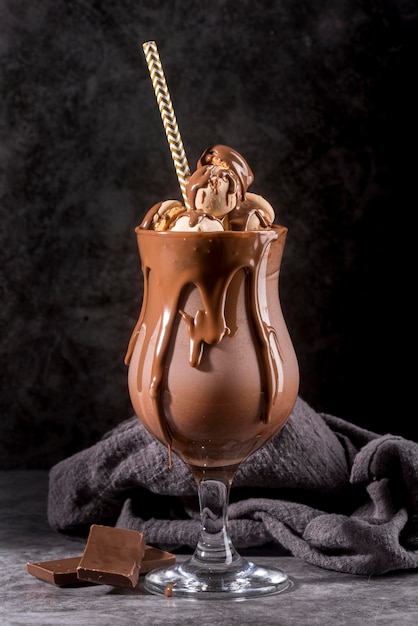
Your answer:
[47,397,418,575]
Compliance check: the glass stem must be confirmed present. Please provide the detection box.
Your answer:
[192,477,240,566]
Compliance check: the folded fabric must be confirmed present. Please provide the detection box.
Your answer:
[47,397,418,575]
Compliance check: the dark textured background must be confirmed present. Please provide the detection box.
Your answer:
[1,0,416,469]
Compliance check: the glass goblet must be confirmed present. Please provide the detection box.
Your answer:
[126,225,299,599]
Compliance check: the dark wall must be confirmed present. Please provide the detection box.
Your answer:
[1,0,416,468]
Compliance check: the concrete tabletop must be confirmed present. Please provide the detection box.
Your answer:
[1,471,417,625]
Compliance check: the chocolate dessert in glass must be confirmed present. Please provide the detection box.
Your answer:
[125,145,299,598]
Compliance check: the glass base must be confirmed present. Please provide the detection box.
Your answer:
[143,555,291,600]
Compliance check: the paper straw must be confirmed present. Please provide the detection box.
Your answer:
[142,41,191,209]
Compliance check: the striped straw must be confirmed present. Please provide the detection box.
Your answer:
[142,41,191,209]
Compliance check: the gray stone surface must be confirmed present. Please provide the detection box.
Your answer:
[1,1,417,469]
[1,471,418,625]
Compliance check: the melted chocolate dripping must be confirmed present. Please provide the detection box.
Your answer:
[126,228,286,454]
[197,145,254,196]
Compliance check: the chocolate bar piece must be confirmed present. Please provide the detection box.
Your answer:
[77,525,146,588]
[27,539,177,587]
[27,557,84,586]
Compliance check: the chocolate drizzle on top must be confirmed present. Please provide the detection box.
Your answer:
[186,145,254,214]
[227,199,271,231]
[197,145,254,197]
[140,201,163,230]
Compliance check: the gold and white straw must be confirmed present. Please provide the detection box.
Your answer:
[142,41,191,209]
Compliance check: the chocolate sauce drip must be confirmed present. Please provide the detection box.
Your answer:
[140,201,163,230]
[125,227,289,456]
[186,166,240,213]
[227,199,271,231]
[197,145,254,195]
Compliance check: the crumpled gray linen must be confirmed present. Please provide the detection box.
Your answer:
[47,397,418,575]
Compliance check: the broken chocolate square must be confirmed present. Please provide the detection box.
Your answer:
[76,524,146,588]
